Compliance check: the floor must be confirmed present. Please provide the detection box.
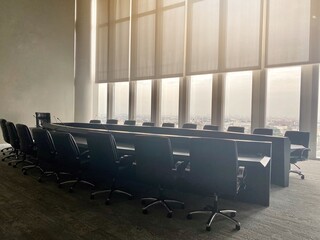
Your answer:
[0,145,320,240]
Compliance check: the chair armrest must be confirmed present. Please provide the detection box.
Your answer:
[118,154,134,166]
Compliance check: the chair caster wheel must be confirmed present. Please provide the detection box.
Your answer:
[230,212,236,218]
[167,212,172,218]
[236,224,241,231]
[58,184,62,188]
[69,188,74,193]
[187,214,192,220]
[38,178,42,183]
[13,165,17,168]
[206,226,211,231]
[8,163,11,166]
[301,175,305,180]
[128,195,133,200]
[22,171,27,175]
[181,203,185,209]
[142,209,148,215]
[105,199,110,205]
[90,194,94,200]
[141,200,146,205]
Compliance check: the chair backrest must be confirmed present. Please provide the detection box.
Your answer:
[203,125,219,131]
[182,123,197,129]
[284,131,310,158]
[142,122,155,127]
[6,122,20,149]
[162,122,175,128]
[0,119,11,144]
[124,120,136,126]
[89,119,101,124]
[86,132,119,179]
[253,128,273,136]
[107,119,118,124]
[51,132,81,169]
[16,124,34,155]
[134,135,174,185]
[227,126,245,133]
[189,138,238,196]
[32,128,56,163]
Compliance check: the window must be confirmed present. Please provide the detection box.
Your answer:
[317,66,320,157]
[114,82,129,124]
[224,71,252,133]
[97,83,107,122]
[189,75,212,129]
[136,80,152,125]
[266,67,301,136]
[161,78,179,125]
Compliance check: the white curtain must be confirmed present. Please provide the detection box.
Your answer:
[266,0,316,66]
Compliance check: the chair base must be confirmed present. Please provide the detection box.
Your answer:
[59,178,95,192]
[90,188,133,204]
[290,163,305,179]
[142,197,184,218]
[187,195,240,231]
[1,147,13,155]
[38,171,60,183]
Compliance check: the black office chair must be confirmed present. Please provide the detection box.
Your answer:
[203,125,219,131]
[162,122,175,128]
[284,131,310,180]
[89,119,101,124]
[253,128,273,136]
[6,122,22,166]
[86,132,133,204]
[142,122,155,127]
[0,119,14,158]
[32,128,60,183]
[182,123,197,129]
[227,126,245,133]
[17,124,43,176]
[186,138,243,231]
[106,119,118,124]
[124,120,136,126]
[134,135,184,218]
[51,132,94,192]
[13,124,35,168]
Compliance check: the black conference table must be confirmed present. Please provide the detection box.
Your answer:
[74,136,271,207]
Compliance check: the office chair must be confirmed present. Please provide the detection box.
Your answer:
[124,120,136,126]
[0,119,14,158]
[6,122,22,166]
[32,128,60,183]
[106,119,118,124]
[182,123,197,129]
[11,124,35,168]
[134,135,184,218]
[253,128,273,136]
[89,119,101,124]
[186,138,243,231]
[16,124,43,175]
[162,122,175,128]
[142,122,155,127]
[284,131,310,180]
[203,125,219,131]
[227,126,245,133]
[86,132,133,204]
[51,132,95,192]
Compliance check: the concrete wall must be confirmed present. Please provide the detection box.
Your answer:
[0,0,75,143]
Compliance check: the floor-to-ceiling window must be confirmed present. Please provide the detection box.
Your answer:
[266,66,301,136]
[189,75,212,129]
[97,83,107,122]
[136,80,152,125]
[161,78,179,126]
[317,66,320,157]
[114,82,129,124]
[225,71,252,133]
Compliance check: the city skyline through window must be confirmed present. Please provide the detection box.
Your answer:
[161,78,179,125]
[114,82,129,124]
[136,80,152,125]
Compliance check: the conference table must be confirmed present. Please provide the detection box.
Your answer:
[74,136,271,207]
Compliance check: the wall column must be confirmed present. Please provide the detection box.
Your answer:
[74,0,93,122]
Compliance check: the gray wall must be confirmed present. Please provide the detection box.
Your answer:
[0,0,75,143]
